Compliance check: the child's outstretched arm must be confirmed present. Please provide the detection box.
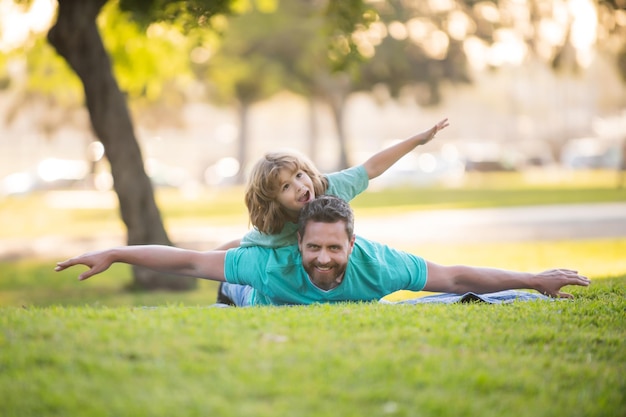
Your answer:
[362,118,449,179]
[55,245,227,282]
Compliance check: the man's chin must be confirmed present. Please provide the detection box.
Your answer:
[305,268,333,281]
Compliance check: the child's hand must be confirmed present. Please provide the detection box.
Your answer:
[419,117,450,145]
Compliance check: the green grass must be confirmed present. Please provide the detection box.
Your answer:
[2,236,625,417]
[354,169,626,212]
[1,278,624,417]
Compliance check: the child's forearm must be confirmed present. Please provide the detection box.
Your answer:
[362,134,426,179]
[362,118,448,179]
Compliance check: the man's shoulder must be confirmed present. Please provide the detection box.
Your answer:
[353,235,385,249]
[352,236,411,261]
[351,236,386,259]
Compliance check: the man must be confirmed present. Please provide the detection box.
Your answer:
[55,195,590,306]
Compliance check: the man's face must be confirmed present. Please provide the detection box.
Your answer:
[298,220,355,291]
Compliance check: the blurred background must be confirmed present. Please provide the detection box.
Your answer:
[1,0,625,195]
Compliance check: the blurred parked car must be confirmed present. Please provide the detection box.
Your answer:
[1,157,196,196]
[560,137,621,169]
[1,158,90,196]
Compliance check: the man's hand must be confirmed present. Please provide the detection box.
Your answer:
[532,269,591,298]
[55,250,114,281]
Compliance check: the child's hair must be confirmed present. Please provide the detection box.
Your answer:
[245,151,329,234]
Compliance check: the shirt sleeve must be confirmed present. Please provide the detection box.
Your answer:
[349,237,428,293]
[325,165,369,202]
[224,246,266,287]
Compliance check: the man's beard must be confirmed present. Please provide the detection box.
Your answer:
[303,261,347,290]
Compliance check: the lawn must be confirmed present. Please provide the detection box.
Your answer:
[0,170,625,416]
[1,278,624,417]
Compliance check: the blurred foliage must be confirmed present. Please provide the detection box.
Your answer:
[99,2,194,102]
[4,0,626,114]
[323,0,378,73]
[2,0,626,167]
[118,0,233,29]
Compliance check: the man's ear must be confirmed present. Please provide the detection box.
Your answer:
[297,232,305,251]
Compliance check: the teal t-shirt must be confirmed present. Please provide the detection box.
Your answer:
[224,236,428,306]
[240,165,369,248]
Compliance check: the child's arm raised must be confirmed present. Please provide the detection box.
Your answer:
[362,118,449,180]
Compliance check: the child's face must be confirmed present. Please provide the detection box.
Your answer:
[276,168,315,220]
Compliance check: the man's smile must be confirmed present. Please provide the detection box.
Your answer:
[315,264,333,272]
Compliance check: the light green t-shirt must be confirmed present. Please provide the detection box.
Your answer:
[240,165,369,248]
[224,236,428,306]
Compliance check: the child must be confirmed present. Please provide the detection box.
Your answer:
[238,117,449,248]
[217,118,449,305]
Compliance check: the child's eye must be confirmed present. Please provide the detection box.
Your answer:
[296,172,303,178]
[282,184,290,191]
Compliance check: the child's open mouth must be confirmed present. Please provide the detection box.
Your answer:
[298,190,311,203]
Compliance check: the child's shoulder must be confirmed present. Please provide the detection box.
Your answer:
[240,223,299,248]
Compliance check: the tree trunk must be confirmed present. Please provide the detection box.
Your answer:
[319,74,350,170]
[235,100,250,184]
[617,137,626,188]
[47,0,196,291]
[306,96,319,166]
[329,96,349,170]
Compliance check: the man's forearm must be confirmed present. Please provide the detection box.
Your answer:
[55,245,227,282]
[448,265,534,294]
[424,262,590,298]
[109,245,204,277]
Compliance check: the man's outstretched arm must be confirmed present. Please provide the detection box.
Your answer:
[55,245,227,282]
[423,262,591,298]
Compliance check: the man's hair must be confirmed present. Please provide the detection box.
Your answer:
[245,151,329,234]
[298,195,354,240]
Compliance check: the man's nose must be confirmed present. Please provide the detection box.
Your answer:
[317,249,331,264]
